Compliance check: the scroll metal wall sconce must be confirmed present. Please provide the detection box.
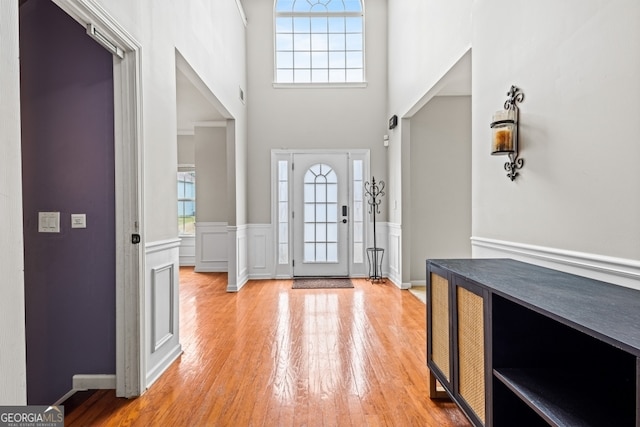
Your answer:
[491,85,524,181]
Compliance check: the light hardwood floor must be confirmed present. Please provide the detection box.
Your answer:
[65,268,470,426]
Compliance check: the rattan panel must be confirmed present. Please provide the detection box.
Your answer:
[457,286,485,424]
[430,273,450,381]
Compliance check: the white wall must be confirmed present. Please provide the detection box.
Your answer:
[88,0,247,239]
[409,96,472,281]
[387,0,473,226]
[0,1,27,405]
[177,134,195,165]
[174,1,248,227]
[243,0,389,225]
[471,0,640,286]
[195,126,228,222]
[387,0,640,288]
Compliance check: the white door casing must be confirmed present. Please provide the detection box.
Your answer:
[53,0,144,397]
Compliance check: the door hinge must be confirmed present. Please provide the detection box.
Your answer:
[293,260,295,267]
[292,211,294,218]
[292,163,294,171]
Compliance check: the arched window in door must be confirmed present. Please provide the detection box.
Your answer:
[304,163,338,262]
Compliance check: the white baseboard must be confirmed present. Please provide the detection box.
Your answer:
[54,374,117,406]
[73,374,117,390]
[471,237,640,291]
[145,344,182,388]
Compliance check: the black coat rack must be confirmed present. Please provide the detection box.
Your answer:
[364,176,385,282]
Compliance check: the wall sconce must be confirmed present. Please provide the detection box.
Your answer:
[491,85,524,181]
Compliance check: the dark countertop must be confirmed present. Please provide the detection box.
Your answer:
[427,258,640,355]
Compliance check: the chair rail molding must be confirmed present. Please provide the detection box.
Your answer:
[471,237,640,291]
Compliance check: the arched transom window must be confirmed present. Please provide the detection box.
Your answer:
[274,0,364,84]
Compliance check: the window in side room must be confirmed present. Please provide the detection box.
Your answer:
[178,170,196,235]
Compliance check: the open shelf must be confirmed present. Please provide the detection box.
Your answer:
[491,293,637,427]
[427,259,640,426]
[493,368,634,427]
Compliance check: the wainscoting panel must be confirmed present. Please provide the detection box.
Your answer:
[152,264,174,352]
[195,222,228,272]
[248,224,274,279]
[237,225,248,284]
[471,237,640,291]
[227,226,249,292]
[145,239,181,388]
[178,235,195,266]
[387,223,402,287]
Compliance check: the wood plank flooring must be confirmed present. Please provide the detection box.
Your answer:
[65,268,471,426]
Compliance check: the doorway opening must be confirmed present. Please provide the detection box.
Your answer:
[20,0,143,402]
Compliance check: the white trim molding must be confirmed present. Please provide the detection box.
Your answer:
[151,263,175,352]
[235,0,247,27]
[471,237,640,291]
[72,374,116,391]
[178,235,195,266]
[227,225,249,292]
[54,373,117,405]
[146,238,182,254]
[53,0,145,399]
[386,223,405,288]
[144,239,181,388]
[0,1,28,405]
[195,222,228,272]
[248,224,274,279]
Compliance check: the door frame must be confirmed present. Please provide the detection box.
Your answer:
[53,0,144,397]
[272,149,370,279]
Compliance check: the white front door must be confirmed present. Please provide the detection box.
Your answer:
[292,153,349,277]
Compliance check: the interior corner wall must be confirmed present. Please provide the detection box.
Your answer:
[0,0,27,405]
[472,1,640,265]
[173,1,248,228]
[244,0,388,225]
[84,0,247,241]
[409,96,472,281]
[386,0,473,237]
[387,0,472,116]
[195,127,228,222]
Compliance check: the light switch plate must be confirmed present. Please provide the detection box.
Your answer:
[71,214,87,229]
[39,212,60,233]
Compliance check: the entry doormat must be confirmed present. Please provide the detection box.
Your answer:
[292,278,354,289]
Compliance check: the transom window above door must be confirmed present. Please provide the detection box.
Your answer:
[274,0,364,84]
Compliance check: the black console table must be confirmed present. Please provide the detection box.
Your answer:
[426,258,640,426]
